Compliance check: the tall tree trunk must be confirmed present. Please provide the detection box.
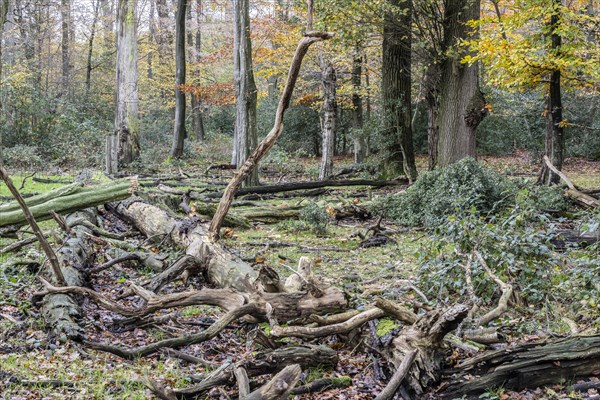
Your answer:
[351,51,366,164]
[425,63,440,170]
[85,0,101,99]
[539,1,564,185]
[147,0,156,79]
[171,0,187,158]
[60,0,70,96]
[107,0,140,174]
[189,0,205,141]
[0,0,8,166]
[319,61,336,180]
[437,0,486,167]
[381,0,417,182]
[156,0,173,57]
[232,0,258,186]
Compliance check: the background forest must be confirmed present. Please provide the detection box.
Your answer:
[0,0,598,173]
[1,1,600,399]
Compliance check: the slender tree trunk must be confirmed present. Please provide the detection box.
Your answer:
[171,0,187,158]
[381,0,417,181]
[189,0,205,141]
[60,0,70,96]
[437,0,486,167]
[107,0,140,174]
[319,61,336,180]
[147,0,156,79]
[539,1,564,185]
[0,0,8,166]
[232,0,258,186]
[351,51,366,164]
[85,0,101,99]
[425,64,440,170]
[156,0,173,55]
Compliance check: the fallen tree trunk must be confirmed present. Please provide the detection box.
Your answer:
[0,181,134,227]
[114,199,348,317]
[442,334,600,398]
[0,182,83,214]
[204,178,405,199]
[37,210,99,340]
[542,155,599,208]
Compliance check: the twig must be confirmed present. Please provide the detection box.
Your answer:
[0,167,66,286]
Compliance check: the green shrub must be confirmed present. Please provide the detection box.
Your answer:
[3,145,44,169]
[299,202,330,236]
[372,158,517,227]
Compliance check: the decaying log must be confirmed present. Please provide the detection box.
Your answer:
[38,210,99,339]
[242,364,302,400]
[385,305,469,395]
[0,181,135,227]
[146,345,337,399]
[115,199,348,318]
[442,334,600,397]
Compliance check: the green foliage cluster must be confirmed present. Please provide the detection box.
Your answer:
[372,158,517,227]
[417,205,600,326]
[279,202,330,236]
[372,158,570,227]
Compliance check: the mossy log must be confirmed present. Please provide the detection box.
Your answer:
[0,182,83,214]
[442,334,600,398]
[0,181,134,227]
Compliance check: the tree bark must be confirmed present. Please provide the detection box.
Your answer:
[189,0,205,141]
[351,51,366,164]
[437,0,486,167]
[381,0,417,181]
[60,0,70,96]
[232,0,259,187]
[171,0,187,158]
[442,335,600,398]
[0,0,11,166]
[107,0,140,173]
[85,0,100,99]
[319,61,337,180]
[539,1,564,185]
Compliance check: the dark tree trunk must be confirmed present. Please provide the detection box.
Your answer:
[171,0,187,158]
[425,64,440,170]
[232,0,258,186]
[381,0,417,182]
[85,0,100,99]
[319,61,337,180]
[539,1,564,185]
[437,0,486,167]
[352,51,366,164]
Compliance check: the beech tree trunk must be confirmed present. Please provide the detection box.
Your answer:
[352,52,366,164]
[107,0,140,174]
[539,1,564,185]
[437,0,486,167]
[171,0,187,158]
[232,0,259,187]
[189,0,205,141]
[85,0,100,98]
[60,0,70,96]
[319,61,337,180]
[381,0,417,181]
[0,0,9,166]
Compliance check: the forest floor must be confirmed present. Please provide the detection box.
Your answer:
[1,154,599,400]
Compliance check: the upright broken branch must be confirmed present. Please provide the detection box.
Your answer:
[0,166,65,286]
[208,31,334,239]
